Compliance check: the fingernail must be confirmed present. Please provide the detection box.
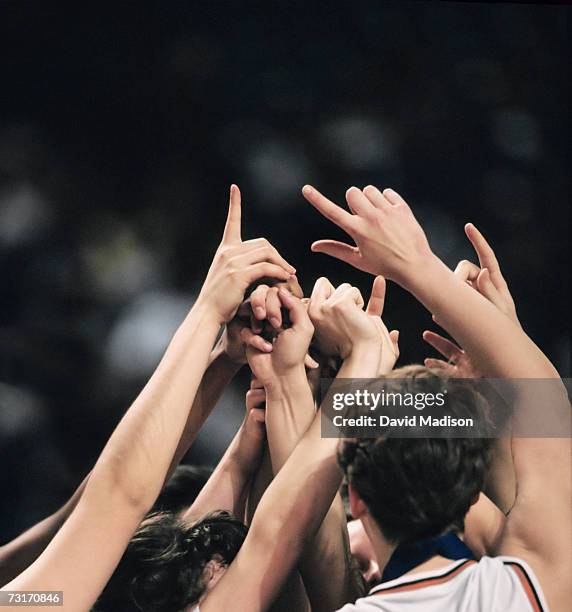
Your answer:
[254,306,265,318]
[263,342,273,352]
[269,317,280,328]
[302,185,313,196]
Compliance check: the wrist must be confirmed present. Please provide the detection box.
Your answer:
[392,251,442,290]
[194,293,230,327]
[340,344,381,378]
[176,299,221,342]
[264,365,308,398]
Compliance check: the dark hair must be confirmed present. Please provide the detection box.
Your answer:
[151,464,212,514]
[95,510,247,612]
[338,365,493,544]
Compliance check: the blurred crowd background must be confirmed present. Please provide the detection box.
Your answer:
[0,2,569,542]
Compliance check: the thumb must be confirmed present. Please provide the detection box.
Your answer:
[389,329,400,357]
[311,240,360,266]
[476,268,502,307]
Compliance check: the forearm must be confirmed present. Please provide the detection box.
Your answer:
[298,495,358,612]
[297,347,380,610]
[201,412,341,612]
[246,444,273,524]
[168,340,240,474]
[244,446,310,612]
[0,475,89,586]
[184,422,256,521]
[86,301,220,515]
[264,370,337,610]
[245,414,342,579]
[265,366,315,474]
[401,255,559,379]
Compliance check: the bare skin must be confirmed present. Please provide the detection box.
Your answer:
[302,182,571,611]
[0,185,296,611]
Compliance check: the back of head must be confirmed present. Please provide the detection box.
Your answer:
[338,365,493,544]
[95,510,247,612]
[152,464,212,515]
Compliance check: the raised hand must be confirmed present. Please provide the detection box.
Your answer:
[424,223,520,376]
[243,289,314,388]
[454,223,520,327]
[197,185,296,325]
[302,184,432,283]
[249,276,303,332]
[308,276,399,374]
[219,276,311,366]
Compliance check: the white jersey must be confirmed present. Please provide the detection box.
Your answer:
[337,556,547,612]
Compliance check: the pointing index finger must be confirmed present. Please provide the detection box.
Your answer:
[465,223,500,275]
[302,185,357,234]
[422,330,463,361]
[222,184,242,243]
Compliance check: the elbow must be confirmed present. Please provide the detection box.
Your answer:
[84,467,156,520]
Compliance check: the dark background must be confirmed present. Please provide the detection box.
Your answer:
[0,1,569,541]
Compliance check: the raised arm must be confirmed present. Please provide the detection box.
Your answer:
[1,185,295,611]
[183,401,266,522]
[244,289,319,611]
[200,284,389,612]
[303,184,571,610]
[423,223,519,517]
[167,296,267,474]
[0,292,258,589]
[300,276,399,610]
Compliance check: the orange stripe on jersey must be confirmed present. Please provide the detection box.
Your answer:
[372,559,477,596]
[504,562,544,612]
